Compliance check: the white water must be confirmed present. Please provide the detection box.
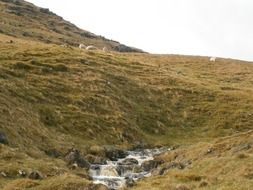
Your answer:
[89,147,169,189]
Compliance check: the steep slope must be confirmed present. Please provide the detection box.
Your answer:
[1,34,253,150]
[1,34,253,189]
[1,1,253,189]
[0,0,143,52]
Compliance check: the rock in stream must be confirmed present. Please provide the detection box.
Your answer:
[89,147,169,189]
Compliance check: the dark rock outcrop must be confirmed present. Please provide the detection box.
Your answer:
[141,159,164,172]
[85,154,107,165]
[125,177,135,187]
[118,158,138,165]
[28,171,43,180]
[45,149,62,158]
[158,161,186,175]
[116,165,141,176]
[104,146,128,161]
[0,132,8,145]
[65,148,90,169]
[87,184,109,190]
[113,44,144,53]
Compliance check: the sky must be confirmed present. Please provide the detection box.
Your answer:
[27,0,253,61]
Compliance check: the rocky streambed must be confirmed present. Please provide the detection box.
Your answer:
[89,147,170,189]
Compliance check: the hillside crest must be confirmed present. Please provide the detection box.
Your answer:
[0,0,144,52]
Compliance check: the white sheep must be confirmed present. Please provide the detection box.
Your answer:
[102,47,108,52]
[79,44,86,49]
[60,44,68,48]
[86,45,97,50]
[209,57,216,62]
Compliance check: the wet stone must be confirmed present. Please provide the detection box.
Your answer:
[105,147,128,161]
[118,158,138,165]
[141,159,164,172]
[0,132,8,145]
[89,147,169,189]
[65,148,90,169]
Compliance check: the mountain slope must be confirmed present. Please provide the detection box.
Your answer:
[1,33,253,189]
[1,1,253,190]
[1,33,253,150]
[0,32,253,189]
[0,0,143,52]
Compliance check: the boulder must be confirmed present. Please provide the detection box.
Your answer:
[199,181,208,188]
[104,146,128,161]
[141,159,164,172]
[113,44,143,53]
[116,165,141,176]
[45,149,61,158]
[124,172,146,180]
[118,158,138,165]
[100,165,118,177]
[0,132,8,145]
[28,171,43,180]
[85,154,107,165]
[65,148,90,169]
[90,164,100,170]
[158,161,186,175]
[88,184,109,190]
[125,177,135,187]
[233,143,252,153]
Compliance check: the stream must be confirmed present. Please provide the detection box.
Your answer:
[89,147,169,189]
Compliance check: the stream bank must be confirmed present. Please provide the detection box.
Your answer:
[89,147,170,189]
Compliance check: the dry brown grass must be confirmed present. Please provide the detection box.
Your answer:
[1,33,253,189]
[0,0,142,52]
[131,130,253,190]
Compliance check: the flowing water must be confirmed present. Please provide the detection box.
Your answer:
[89,147,169,189]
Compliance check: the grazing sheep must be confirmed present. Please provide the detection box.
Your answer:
[60,44,68,48]
[86,45,97,50]
[79,44,86,49]
[209,57,216,62]
[102,47,108,52]
[60,44,72,48]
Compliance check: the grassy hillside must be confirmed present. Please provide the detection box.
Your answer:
[0,0,143,52]
[1,33,253,149]
[130,130,253,190]
[1,32,253,189]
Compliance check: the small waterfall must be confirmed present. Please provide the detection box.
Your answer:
[89,147,169,189]
[100,165,119,177]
